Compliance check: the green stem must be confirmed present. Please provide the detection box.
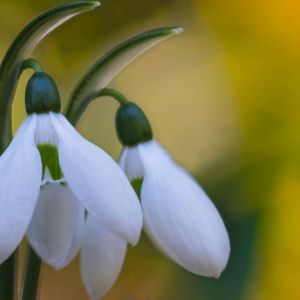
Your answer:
[21,59,43,73]
[64,27,182,126]
[97,88,129,105]
[0,252,17,300]
[66,87,129,126]
[21,247,42,300]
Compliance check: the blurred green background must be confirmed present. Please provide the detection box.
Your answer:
[1,0,300,299]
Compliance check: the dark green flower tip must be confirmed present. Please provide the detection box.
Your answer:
[116,102,153,147]
[25,72,61,114]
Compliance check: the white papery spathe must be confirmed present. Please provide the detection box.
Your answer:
[119,140,230,278]
[0,112,143,270]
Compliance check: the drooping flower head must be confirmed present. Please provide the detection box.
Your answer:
[0,72,143,298]
[115,100,230,278]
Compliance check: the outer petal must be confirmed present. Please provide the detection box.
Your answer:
[50,113,142,245]
[119,146,144,181]
[81,215,127,300]
[0,115,41,263]
[27,182,84,269]
[118,147,128,171]
[139,140,230,277]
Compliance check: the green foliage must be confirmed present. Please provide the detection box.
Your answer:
[65,27,183,125]
[0,1,99,152]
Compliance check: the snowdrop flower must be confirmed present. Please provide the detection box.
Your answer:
[0,72,142,298]
[117,101,230,278]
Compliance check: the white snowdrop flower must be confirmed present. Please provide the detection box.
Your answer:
[116,101,230,278]
[0,72,142,277]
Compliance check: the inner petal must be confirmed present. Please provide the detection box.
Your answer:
[34,113,64,183]
[38,144,64,182]
[35,113,58,146]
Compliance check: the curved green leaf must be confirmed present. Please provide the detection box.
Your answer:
[0,0,100,152]
[65,27,183,125]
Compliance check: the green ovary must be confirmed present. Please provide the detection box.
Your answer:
[37,144,63,180]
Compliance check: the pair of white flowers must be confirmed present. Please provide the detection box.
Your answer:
[0,74,230,299]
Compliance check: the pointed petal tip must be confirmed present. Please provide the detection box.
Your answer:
[127,230,141,247]
[183,256,228,279]
[213,272,221,279]
[211,259,228,279]
[114,208,142,246]
[208,263,226,279]
[47,259,67,271]
[88,207,142,248]
[194,244,230,278]
[185,229,230,278]
[85,288,108,300]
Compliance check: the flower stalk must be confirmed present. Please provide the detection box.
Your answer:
[0,253,17,300]
[21,59,43,74]
[21,247,42,300]
[64,27,183,125]
[97,88,129,105]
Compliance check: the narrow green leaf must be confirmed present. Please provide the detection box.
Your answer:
[65,27,183,125]
[0,0,100,152]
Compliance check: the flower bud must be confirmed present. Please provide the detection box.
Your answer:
[25,72,61,114]
[115,102,153,146]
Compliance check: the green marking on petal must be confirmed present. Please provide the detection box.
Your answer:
[37,144,63,181]
[131,178,143,198]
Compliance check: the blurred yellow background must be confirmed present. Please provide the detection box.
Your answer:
[1,0,300,299]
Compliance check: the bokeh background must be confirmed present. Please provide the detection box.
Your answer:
[1,0,300,299]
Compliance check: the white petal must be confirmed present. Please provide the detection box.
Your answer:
[138,140,175,170]
[27,182,84,269]
[139,141,230,277]
[50,113,143,246]
[34,113,58,146]
[118,146,144,181]
[118,147,128,171]
[0,115,41,263]
[81,215,127,300]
